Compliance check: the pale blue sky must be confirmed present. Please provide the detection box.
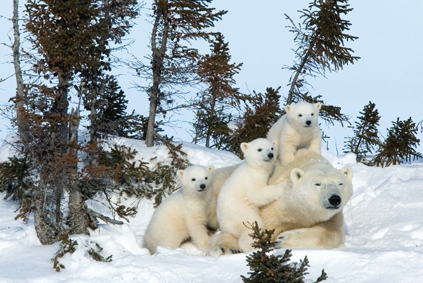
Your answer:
[1,0,422,154]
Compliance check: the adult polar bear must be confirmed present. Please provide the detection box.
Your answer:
[210,149,353,253]
[267,101,322,165]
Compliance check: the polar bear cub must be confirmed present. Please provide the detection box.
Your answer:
[267,101,322,165]
[143,165,214,254]
[216,138,285,253]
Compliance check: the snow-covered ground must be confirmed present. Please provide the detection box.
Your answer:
[0,136,423,283]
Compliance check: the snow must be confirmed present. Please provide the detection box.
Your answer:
[1,137,423,283]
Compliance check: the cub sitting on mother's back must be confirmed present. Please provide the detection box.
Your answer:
[267,101,322,165]
[143,164,214,254]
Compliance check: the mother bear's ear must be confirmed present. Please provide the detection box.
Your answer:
[340,166,353,181]
[290,168,305,185]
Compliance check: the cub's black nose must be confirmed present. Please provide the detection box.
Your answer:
[329,195,341,207]
[200,184,206,189]
[306,120,311,126]
[268,152,274,159]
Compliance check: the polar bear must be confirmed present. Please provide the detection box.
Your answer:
[262,148,353,248]
[216,138,286,253]
[209,148,353,254]
[267,101,322,165]
[143,164,214,254]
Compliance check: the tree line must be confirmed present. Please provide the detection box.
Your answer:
[0,0,420,251]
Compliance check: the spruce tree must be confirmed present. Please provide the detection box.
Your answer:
[241,221,327,283]
[24,0,107,244]
[284,0,359,125]
[134,0,227,147]
[227,87,282,158]
[371,117,422,167]
[344,101,382,163]
[21,0,139,242]
[192,32,242,149]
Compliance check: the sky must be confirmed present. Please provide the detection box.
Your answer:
[1,0,423,153]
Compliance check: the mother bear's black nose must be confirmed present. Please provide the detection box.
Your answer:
[268,152,274,159]
[329,195,341,207]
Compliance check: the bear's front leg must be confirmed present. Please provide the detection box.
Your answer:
[187,221,211,251]
[275,224,344,249]
[308,135,322,154]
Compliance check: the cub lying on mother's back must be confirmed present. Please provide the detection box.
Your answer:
[267,101,322,165]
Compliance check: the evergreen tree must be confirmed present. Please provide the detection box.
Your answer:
[192,32,242,149]
[344,101,382,163]
[24,0,109,244]
[134,0,226,147]
[21,0,139,242]
[284,0,359,125]
[69,0,139,235]
[241,221,327,283]
[371,117,422,167]
[227,87,282,158]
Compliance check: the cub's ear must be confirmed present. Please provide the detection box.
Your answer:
[340,166,353,181]
[207,165,214,173]
[177,169,184,181]
[285,105,292,113]
[240,142,249,154]
[290,168,305,185]
[315,102,322,111]
[272,140,277,148]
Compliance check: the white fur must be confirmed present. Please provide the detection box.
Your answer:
[267,101,322,165]
[262,149,353,248]
[143,165,214,254]
[208,149,354,254]
[216,138,285,252]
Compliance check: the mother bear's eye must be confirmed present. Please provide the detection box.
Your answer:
[314,182,321,186]
[191,178,196,181]
[338,182,343,186]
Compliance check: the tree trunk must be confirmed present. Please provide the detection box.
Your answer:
[12,0,29,143]
[68,183,89,235]
[33,176,59,245]
[145,3,169,147]
[287,51,310,105]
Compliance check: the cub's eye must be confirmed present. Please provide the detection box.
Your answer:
[258,148,262,152]
[271,147,274,151]
[205,177,208,180]
[191,178,196,181]
[314,182,321,186]
[298,114,303,117]
[311,113,314,116]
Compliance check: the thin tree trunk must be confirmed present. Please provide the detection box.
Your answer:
[12,0,29,142]
[287,51,310,105]
[145,3,169,147]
